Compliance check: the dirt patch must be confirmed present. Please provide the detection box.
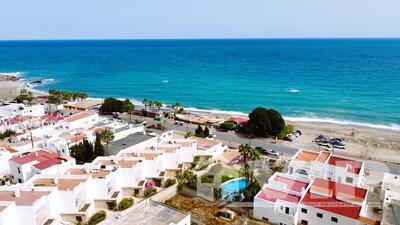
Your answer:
[165,194,268,225]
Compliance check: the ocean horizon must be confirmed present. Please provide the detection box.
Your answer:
[0,39,399,131]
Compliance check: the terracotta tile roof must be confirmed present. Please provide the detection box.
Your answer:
[63,111,94,123]
[300,178,367,220]
[33,177,87,191]
[34,158,65,170]
[294,150,319,162]
[10,150,59,165]
[0,146,18,153]
[274,175,309,192]
[0,190,51,206]
[327,156,363,174]
[226,116,248,125]
[256,188,300,203]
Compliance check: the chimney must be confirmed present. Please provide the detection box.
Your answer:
[84,166,90,174]
[14,188,21,197]
[54,176,59,184]
[35,151,39,157]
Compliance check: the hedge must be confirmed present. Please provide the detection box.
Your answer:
[88,210,106,225]
[118,198,133,211]
[106,201,116,210]
[164,178,176,188]
[144,187,157,197]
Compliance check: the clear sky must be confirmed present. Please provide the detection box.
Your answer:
[1,0,400,40]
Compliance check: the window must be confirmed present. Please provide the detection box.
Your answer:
[345,177,353,183]
[331,217,338,223]
[18,178,22,183]
[301,220,308,225]
[301,208,307,213]
[17,167,21,174]
[317,213,323,218]
[285,207,290,214]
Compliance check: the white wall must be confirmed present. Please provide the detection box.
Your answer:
[297,204,357,225]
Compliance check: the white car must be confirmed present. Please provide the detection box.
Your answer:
[147,131,157,136]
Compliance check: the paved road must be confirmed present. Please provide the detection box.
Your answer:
[121,114,400,175]
[166,122,400,175]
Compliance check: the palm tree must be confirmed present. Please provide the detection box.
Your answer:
[142,98,150,111]
[154,101,162,111]
[100,128,114,155]
[239,144,252,165]
[248,149,260,182]
[173,102,181,116]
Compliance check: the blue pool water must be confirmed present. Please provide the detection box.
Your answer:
[0,39,399,130]
[220,177,247,201]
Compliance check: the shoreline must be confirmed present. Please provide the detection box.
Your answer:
[1,74,399,163]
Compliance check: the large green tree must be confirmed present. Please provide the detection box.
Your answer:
[248,107,285,136]
[100,128,114,154]
[99,97,134,114]
[94,132,105,157]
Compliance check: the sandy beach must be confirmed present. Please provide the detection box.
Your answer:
[1,74,399,164]
[188,110,400,164]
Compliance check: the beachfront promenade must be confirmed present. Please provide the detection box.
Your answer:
[164,122,400,175]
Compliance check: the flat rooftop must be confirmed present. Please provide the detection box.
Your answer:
[0,190,51,206]
[301,178,368,220]
[382,173,400,193]
[191,137,220,149]
[273,175,309,192]
[256,187,300,203]
[33,177,87,191]
[67,168,110,179]
[294,150,319,162]
[63,111,95,122]
[327,155,362,174]
[113,200,189,225]
[108,133,154,156]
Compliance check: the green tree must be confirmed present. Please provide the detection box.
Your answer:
[83,138,94,162]
[14,89,34,104]
[219,121,236,131]
[70,143,85,163]
[177,170,198,190]
[100,128,114,154]
[94,132,105,157]
[195,125,204,137]
[204,126,210,137]
[142,98,150,111]
[154,101,162,111]
[124,99,135,122]
[100,97,133,114]
[248,107,285,136]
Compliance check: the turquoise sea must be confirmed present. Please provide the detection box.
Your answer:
[0,39,399,130]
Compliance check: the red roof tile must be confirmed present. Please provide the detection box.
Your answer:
[327,156,363,174]
[300,178,367,220]
[274,175,309,192]
[256,188,300,203]
[10,150,66,170]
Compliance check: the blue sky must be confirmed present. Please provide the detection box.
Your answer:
[1,0,399,40]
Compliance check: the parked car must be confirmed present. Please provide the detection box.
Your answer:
[255,147,267,154]
[295,130,302,135]
[284,134,295,141]
[317,140,331,147]
[147,131,157,136]
[209,133,217,138]
[315,134,327,142]
[331,140,346,149]
[266,149,279,157]
[175,121,184,126]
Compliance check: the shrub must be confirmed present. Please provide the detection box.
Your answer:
[165,178,176,187]
[276,124,295,139]
[0,129,15,140]
[106,201,117,210]
[88,210,106,225]
[200,175,214,184]
[213,187,222,200]
[219,121,236,131]
[145,181,155,188]
[144,187,157,197]
[118,198,133,211]
[193,156,200,164]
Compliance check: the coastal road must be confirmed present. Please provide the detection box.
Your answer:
[165,122,400,175]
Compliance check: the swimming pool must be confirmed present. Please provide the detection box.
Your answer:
[220,177,247,201]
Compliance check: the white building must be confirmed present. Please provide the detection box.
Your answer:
[0,104,45,119]
[60,111,98,130]
[28,174,96,224]
[381,173,400,225]
[0,146,20,176]
[8,149,75,183]
[253,172,311,225]
[297,178,375,225]
[192,136,225,160]
[0,185,61,225]
[289,149,365,187]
